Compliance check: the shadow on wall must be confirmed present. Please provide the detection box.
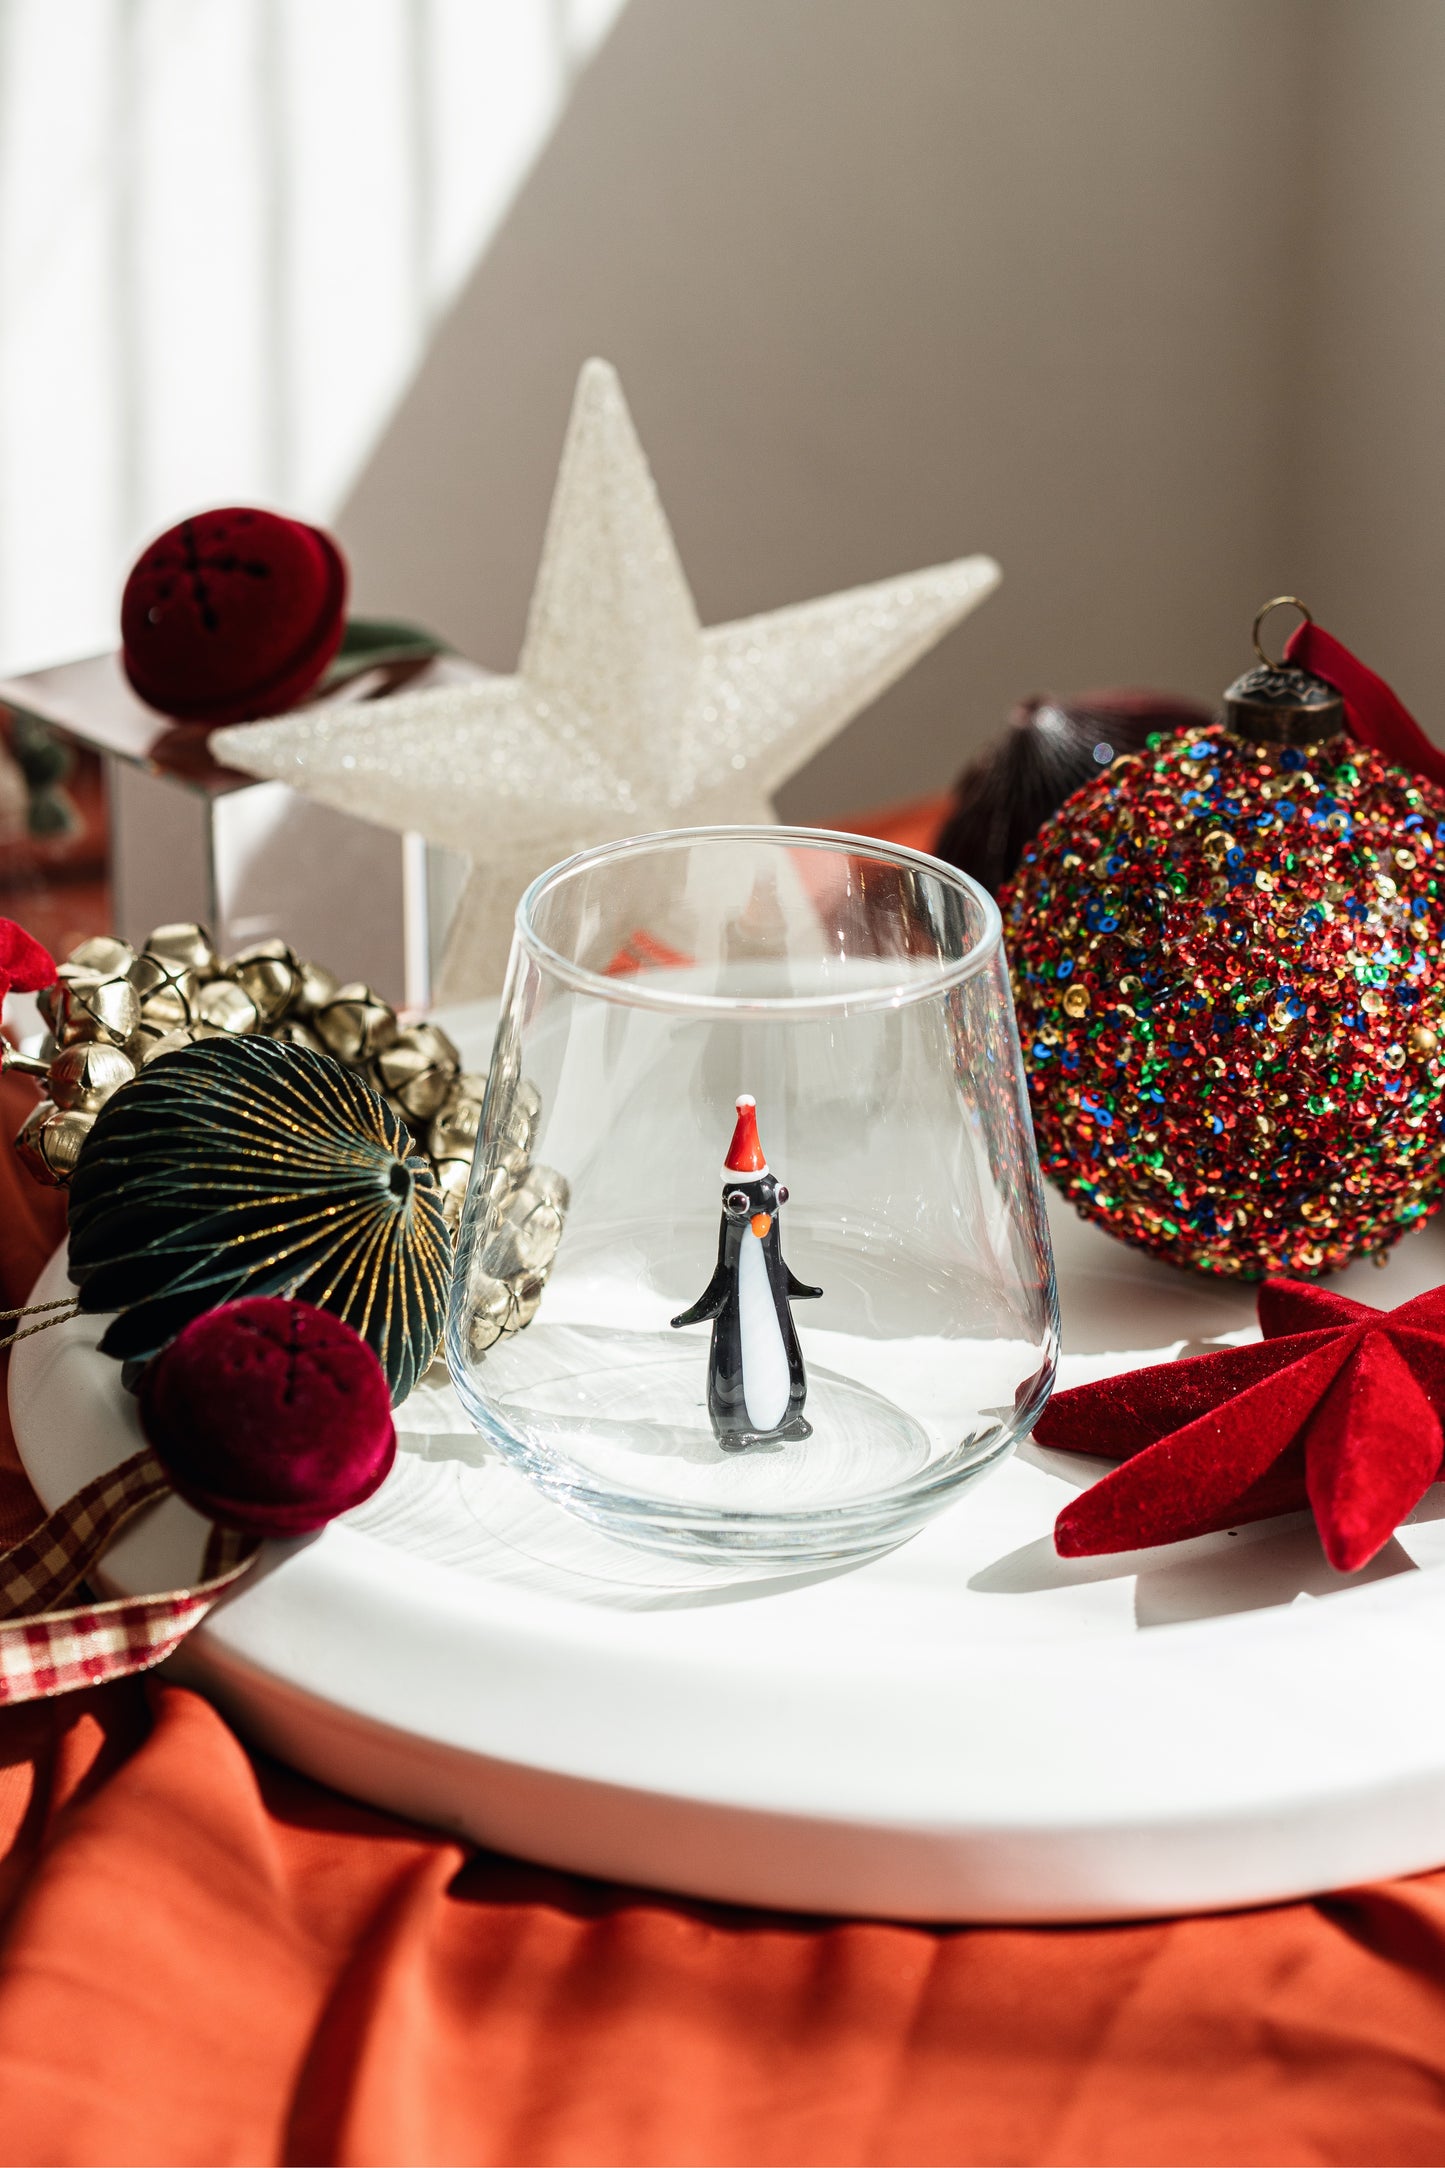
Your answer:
[338,0,1445,818]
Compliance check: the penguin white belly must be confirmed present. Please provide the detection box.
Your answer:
[738,1230,791,1432]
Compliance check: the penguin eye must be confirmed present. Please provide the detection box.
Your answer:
[776,1184,788,1205]
[725,1189,749,1215]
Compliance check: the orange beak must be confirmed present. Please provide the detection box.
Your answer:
[750,1212,772,1239]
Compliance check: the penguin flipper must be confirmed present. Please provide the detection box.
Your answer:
[671,1269,729,1329]
[785,1268,824,1301]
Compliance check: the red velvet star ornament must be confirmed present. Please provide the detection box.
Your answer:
[0,920,55,1002]
[1041,1279,1445,1572]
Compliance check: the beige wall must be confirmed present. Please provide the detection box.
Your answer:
[340,0,1348,822]
[1293,0,1445,729]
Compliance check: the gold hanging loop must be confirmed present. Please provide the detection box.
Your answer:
[1252,596,1312,670]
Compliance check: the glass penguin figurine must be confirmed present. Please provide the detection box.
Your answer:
[671,1095,823,1450]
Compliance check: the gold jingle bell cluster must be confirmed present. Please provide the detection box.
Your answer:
[464,1137,569,1357]
[13,923,569,1356]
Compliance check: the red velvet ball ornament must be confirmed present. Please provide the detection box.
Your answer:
[137,1297,395,1536]
[121,507,348,725]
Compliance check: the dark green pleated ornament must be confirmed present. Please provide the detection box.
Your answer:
[66,1034,450,1403]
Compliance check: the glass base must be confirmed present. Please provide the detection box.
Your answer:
[448,1215,1039,1563]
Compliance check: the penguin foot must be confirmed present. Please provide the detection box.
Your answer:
[714,1415,812,1451]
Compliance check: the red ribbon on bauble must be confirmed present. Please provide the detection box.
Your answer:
[1284,617,1445,792]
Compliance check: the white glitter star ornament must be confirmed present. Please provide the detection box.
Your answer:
[212,360,1000,1000]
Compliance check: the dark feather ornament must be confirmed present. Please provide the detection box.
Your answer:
[66,1034,450,1403]
[935,688,1211,896]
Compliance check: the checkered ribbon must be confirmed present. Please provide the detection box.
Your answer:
[0,1448,257,1705]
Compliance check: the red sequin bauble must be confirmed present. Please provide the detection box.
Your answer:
[1003,723,1445,1277]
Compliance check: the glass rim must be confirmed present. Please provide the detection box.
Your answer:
[514,824,1004,1017]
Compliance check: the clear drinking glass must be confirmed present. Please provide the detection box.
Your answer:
[448,827,1058,1563]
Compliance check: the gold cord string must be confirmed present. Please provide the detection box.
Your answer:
[0,1299,80,1350]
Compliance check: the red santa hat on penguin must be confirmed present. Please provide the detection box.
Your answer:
[723,1094,768,1181]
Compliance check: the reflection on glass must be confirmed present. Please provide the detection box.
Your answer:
[449,826,1058,1564]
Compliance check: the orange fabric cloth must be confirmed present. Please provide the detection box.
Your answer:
[9,1682,1445,2168]
[9,839,1445,2164]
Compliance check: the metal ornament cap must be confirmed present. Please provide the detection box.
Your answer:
[1223,664,1345,748]
[1224,598,1345,747]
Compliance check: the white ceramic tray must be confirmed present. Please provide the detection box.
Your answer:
[16,998,1445,1919]
[15,1172,1445,1924]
